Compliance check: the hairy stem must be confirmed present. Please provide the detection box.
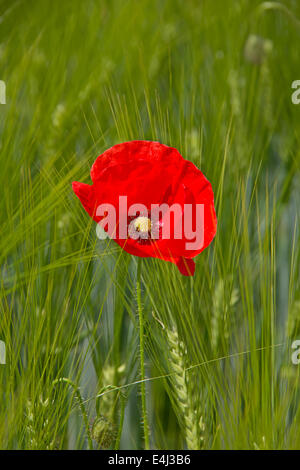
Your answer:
[136,260,150,449]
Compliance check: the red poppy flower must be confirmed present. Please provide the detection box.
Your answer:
[72,140,217,276]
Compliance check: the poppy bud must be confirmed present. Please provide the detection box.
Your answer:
[244,35,272,65]
[91,416,117,449]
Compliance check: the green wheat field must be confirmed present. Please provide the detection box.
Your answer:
[0,0,300,450]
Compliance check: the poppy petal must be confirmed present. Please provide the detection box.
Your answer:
[176,257,195,276]
[72,182,95,217]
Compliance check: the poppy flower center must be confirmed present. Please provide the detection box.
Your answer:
[133,216,152,233]
[128,215,156,243]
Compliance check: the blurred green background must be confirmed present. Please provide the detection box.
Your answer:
[0,0,299,449]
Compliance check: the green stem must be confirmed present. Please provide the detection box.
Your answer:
[53,378,93,450]
[114,393,125,450]
[136,260,150,450]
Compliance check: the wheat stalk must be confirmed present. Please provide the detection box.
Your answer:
[166,327,204,450]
